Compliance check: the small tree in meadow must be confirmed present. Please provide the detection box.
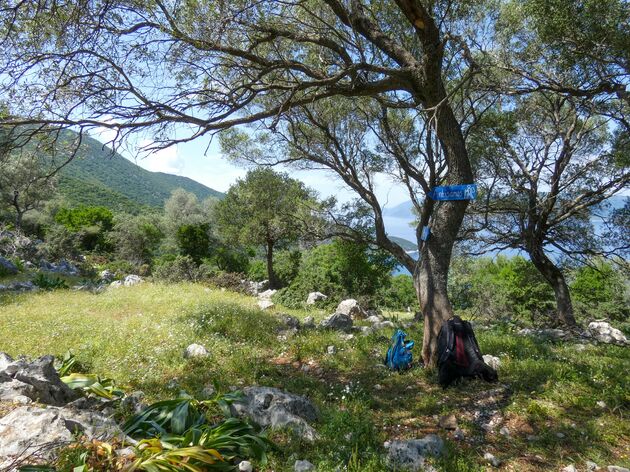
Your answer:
[215,168,315,289]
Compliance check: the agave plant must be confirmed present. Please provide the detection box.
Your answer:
[61,373,125,400]
[124,439,225,472]
[122,392,242,439]
[173,417,271,464]
[57,350,78,377]
[32,273,69,291]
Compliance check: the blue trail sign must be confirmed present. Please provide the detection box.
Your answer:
[428,184,477,201]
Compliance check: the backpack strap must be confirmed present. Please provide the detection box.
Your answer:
[463,320,483,360]
[438,318,455,365]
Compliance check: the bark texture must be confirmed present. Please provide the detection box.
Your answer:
[530,249,577,327]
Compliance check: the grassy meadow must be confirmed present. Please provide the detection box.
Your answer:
[0,283,628,471]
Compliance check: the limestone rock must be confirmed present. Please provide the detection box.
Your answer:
[123,274,142,287]
[230,386,319,442]
[587,322,628,345]
[517,328,567,340]
[302,316,316,329]
[258,299,275,310]
[438,414,457,430]
[0,405,120,466]
[385,435,444,472]
[306,292,328,305]
[294,460,316,471]
[280,314,300,329]
[0,352,13,371]
[238,460,253,472]
[120,391,146,414]
[335,299,367,319]
[484,452,501,468]
[319,313,353,331]
[483,355,501,371]
[561,466,577,472]
[373,320,395,330]
[10,355,78,406]
[258,289,277,300]
[0,257,18,275]
[100,269,115,282]
[607,467,630,472]
[0,375,36,403]
[183,344,209,359]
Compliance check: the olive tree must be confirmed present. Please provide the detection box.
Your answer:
[463,94,629,326]
[214,168,314,289]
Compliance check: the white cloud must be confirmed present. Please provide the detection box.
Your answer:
[132,140,185,175]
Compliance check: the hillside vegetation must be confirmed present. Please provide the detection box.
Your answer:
[0,283,627,471]
[58,133,223,212]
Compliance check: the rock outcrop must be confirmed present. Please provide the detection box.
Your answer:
[587,322,628,345]
[306,292,328,305]
[335,299,367,320]
[385,435,445,471]
[230,386,319,442]
[319,313,353,331]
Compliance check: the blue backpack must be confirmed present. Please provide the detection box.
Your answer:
[385,330,415,371]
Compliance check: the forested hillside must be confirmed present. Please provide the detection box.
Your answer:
[58,134,223,212]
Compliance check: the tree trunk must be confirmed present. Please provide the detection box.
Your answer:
[15,211,23,231]
[530,249,577,327]
[414,200,468,367]
[413,101,473,367]
[266,239,278,290]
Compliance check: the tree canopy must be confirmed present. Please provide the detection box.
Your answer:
[215,167,315,288]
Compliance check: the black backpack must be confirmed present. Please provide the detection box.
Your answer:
[436,316,498,388]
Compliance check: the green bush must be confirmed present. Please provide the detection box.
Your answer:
[245,249,301,287]
[176,223,212,264]
[376,274,416,310]
[41,224,83,261]
[104,259,137,278]
[108,214,163,266]
[32,273,69,291]
[274,249,302,287]
[153,255,202,283]
[212,246,251,273]
[571,261,629,321]
[449,255,555,323]
[54,206,114,251]
[209,271,248,293]
[247,259,266,281]
[274,240,396,308]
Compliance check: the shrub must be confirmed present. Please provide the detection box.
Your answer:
[153,255,201,283]
[571,261,629,321]
[54,206,114,251]
[377,274,416,310]
[449,255,555,324]
[209,271,249,293]
[104,259,137,278]
[247,259,266,281]
[108,214,163,266]
[212,245,251,273]
[275,240,396,308]
[274,249,302,287]
[32,273,69,291]
[40,225,83,261]
[245,249,300,286]
[176,223,212,264]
